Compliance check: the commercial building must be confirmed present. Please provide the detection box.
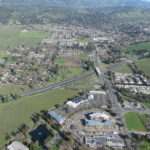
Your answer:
[48,110,66,124]
[88,112,110,120]
[66,95,88,108]
[7,141,29,150]
[85,136,124,149]
[85,119,112,127]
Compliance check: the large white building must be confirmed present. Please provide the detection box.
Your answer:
[7,141,29,150]
[67,95,88,108]
[88,112,110,120]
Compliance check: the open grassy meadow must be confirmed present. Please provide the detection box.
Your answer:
[0,85,31,95]
[136,141,150,150]
[0,89,79,147]
[0,24,50,49]
[125,42,150,53]
[113,65,133,73]
[77,38,90,43]
[135,58,150,77]
[0,53,8,58]
[144,103,150,109]
[124,112,147,132]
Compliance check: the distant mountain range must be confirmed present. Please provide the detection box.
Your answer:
[0,0,150,8]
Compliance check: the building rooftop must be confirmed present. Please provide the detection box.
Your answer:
[85,119,112,127]
[71,95,87,104]
[7,141,29,150]
[48,111,66,123]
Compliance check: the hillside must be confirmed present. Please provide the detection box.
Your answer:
[0,0,150,8]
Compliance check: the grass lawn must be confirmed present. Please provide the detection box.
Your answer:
[124,112,147,132]
[19,30,49,39]
[135,58,150,77]
[0,24,51,49]
[113,65,133,73]
[65,75,100,90]
[144,103,150,109]
[136,141,150,150]
[77,38,90,43]
[0,53,8,58]
[0,85,31,95]
[0,89,79,148]
[125,42,150,53]
[56,58,66,65]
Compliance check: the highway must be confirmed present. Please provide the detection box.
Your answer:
[21,72,95,97]
[21,55,142,97]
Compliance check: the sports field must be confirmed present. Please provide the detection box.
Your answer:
[124,112,147,132]
[0,25,50,49]
[135,58,150,77]
[0,89,79,147]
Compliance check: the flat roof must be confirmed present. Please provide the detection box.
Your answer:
[48,111,66,122]
[7,141,29,150]
[71,95,87,104]
[85,119,112,127]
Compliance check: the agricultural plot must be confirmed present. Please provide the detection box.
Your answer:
[0,89,79,147]
[124,112,147,132]
[135,58,150,77]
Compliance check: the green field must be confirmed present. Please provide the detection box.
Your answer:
[144,103,150,109]
[0,85,31,95]
[135,58,150,77]
[19,30,49,38]
[125,42,150,53]
[0,25,50,49]
[0,53,8,58]
[77,38,90,43]
[113,65,133,73]
[124,112,147,132]
[136,141,150,150]
[0,89,79,147]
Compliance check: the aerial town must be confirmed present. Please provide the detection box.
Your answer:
[0,0,150,150]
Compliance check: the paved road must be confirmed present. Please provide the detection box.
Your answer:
[123,108,150,115]
[20,55,142,97]
[21,72,95,97]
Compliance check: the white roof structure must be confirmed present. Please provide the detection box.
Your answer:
[89,112,110,120]
[66,95,88,108]
[7,141,29,150]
